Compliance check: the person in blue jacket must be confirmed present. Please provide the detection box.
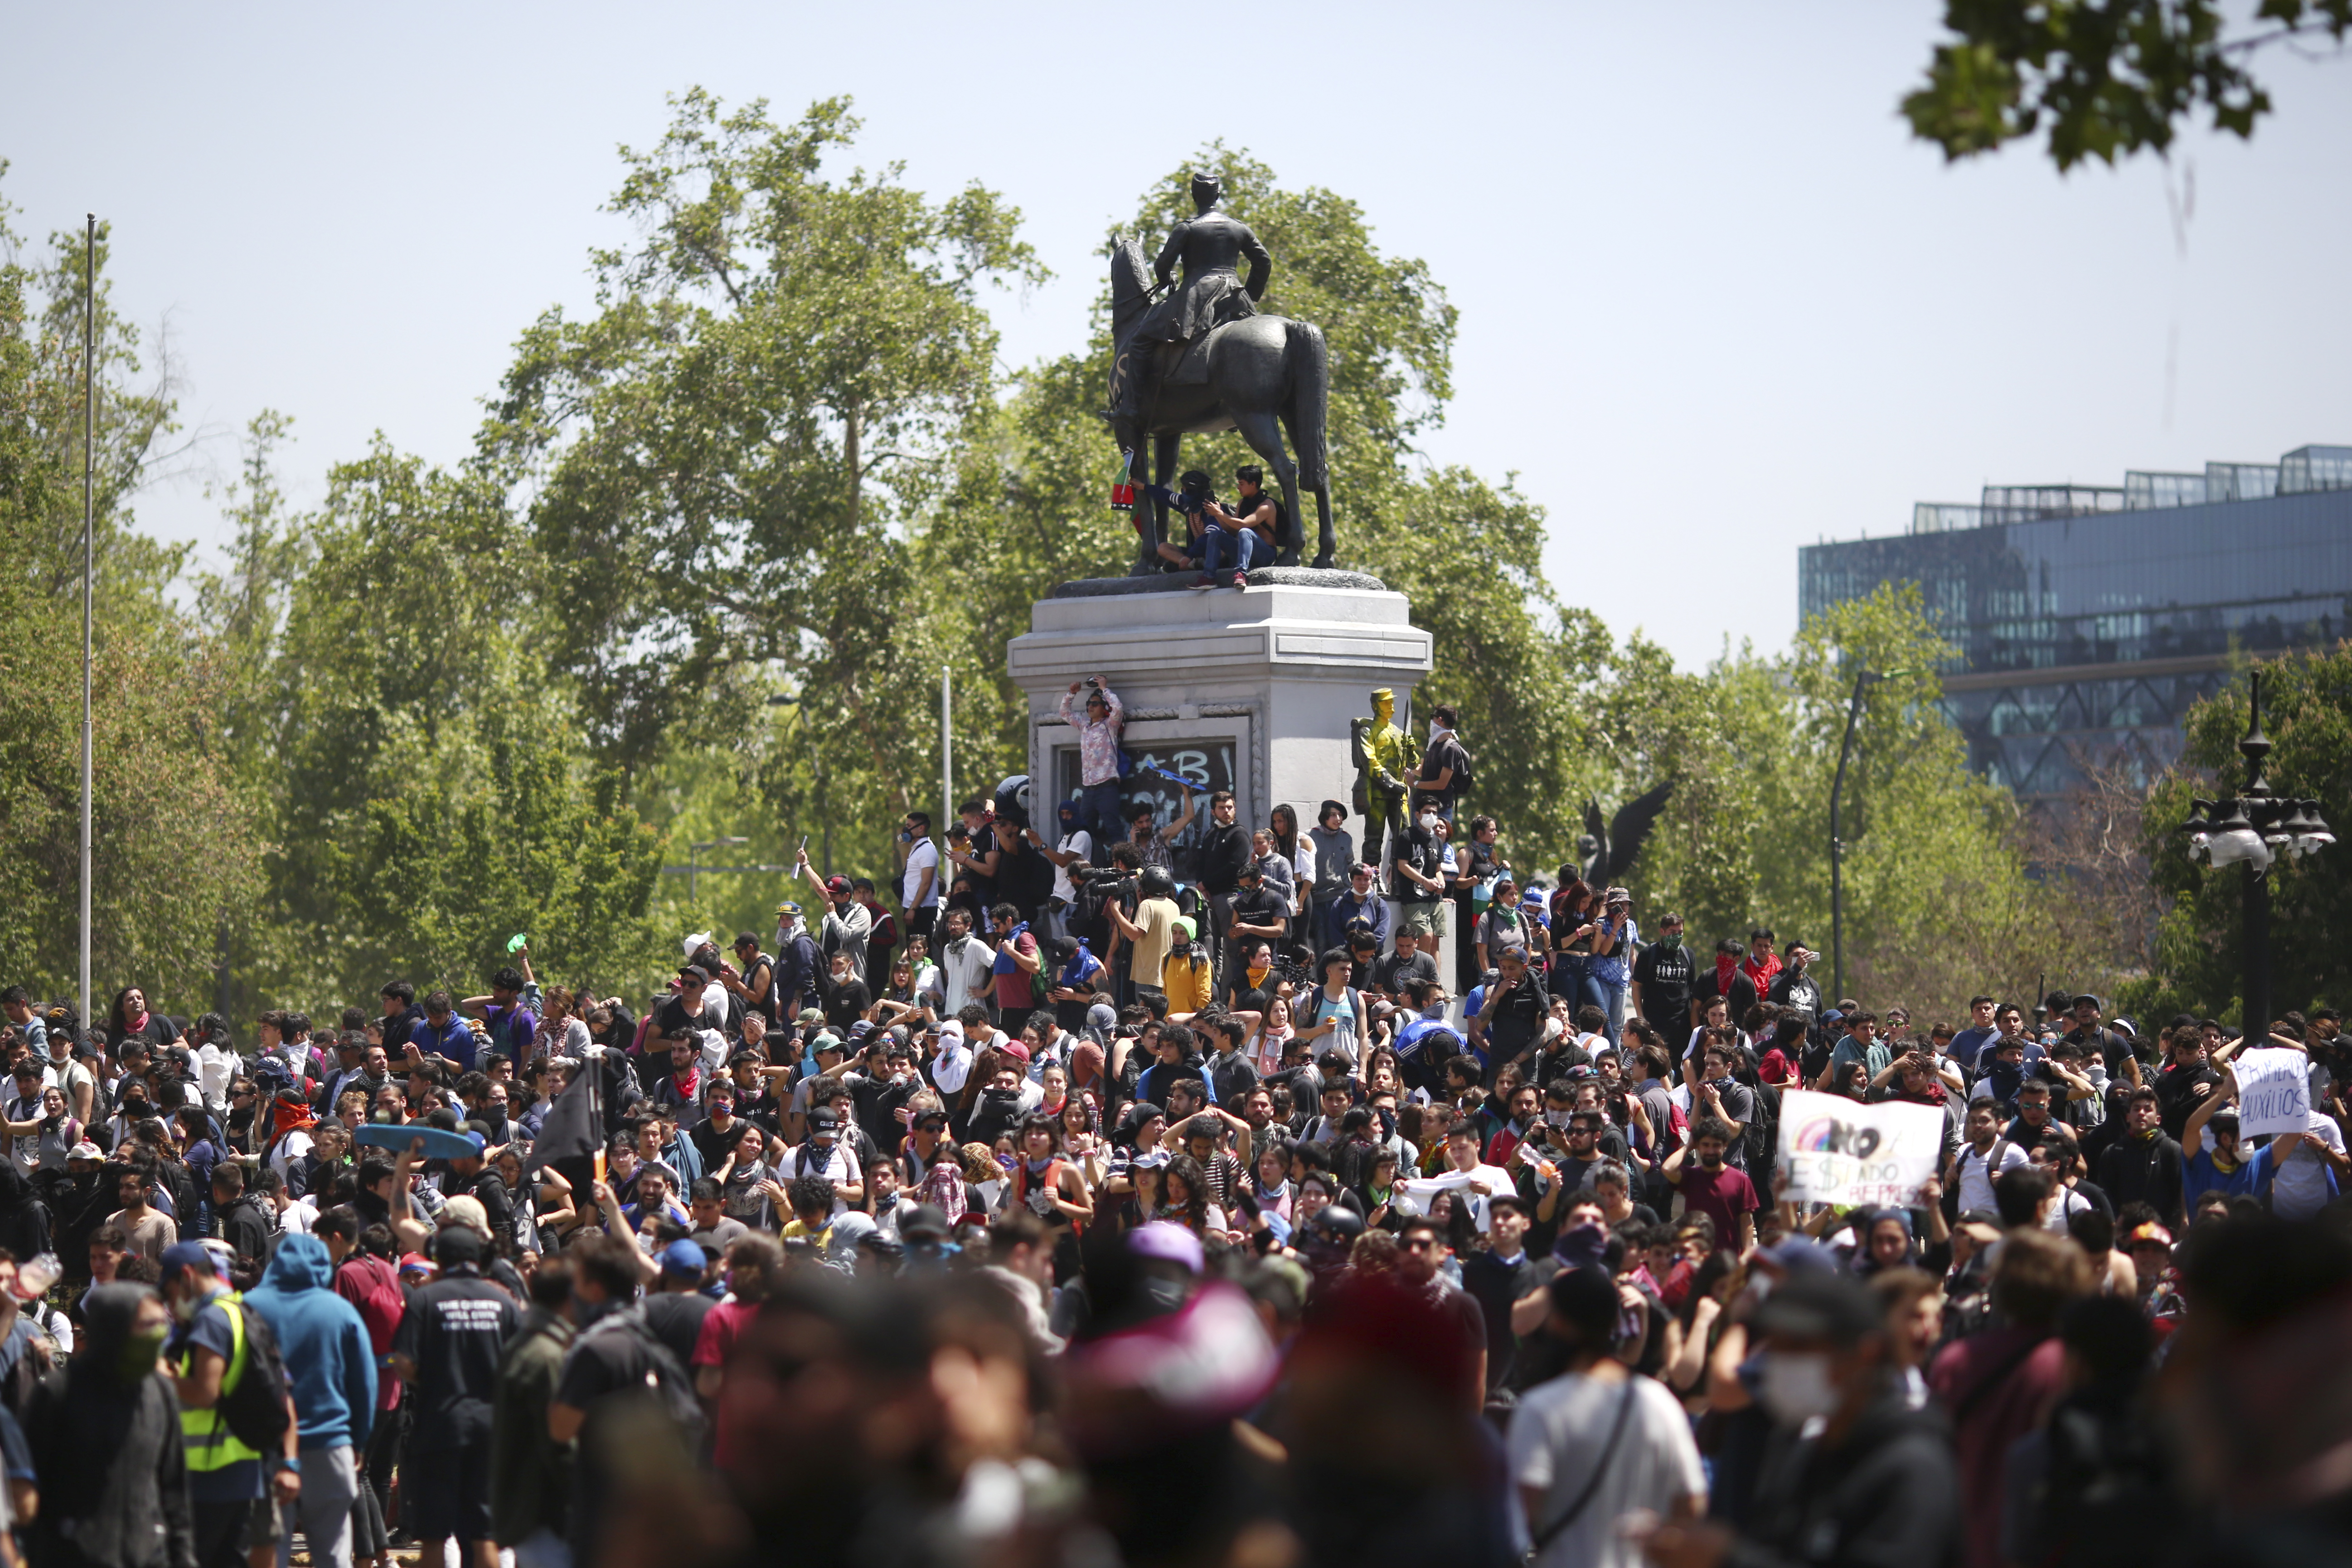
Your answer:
[243,1233,377,1568]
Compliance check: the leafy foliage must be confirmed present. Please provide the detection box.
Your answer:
[2134,648,2352,1023]
[0,180,259,1010]
[1904,0,2352,170]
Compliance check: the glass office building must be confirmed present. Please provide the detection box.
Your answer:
[1798,444,2352,797]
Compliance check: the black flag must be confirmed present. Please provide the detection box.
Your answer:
[528,1058,601,1190]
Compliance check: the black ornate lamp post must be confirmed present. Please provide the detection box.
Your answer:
[2179,671,2335,1039]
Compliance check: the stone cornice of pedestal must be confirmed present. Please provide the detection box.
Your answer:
[1048,566,1387,598]
[1011,575,1431,689]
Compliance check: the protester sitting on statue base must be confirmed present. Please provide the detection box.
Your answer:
[1149,466,1279,588]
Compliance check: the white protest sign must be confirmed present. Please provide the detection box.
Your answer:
[1777,1089,1947,1209]
[2233,1047,2311,1139]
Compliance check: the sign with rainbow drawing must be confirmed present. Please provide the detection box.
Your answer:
[1778,1089,1947,1209]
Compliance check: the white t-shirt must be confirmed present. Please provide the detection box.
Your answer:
[1508,1371,1705,1568]
[1954,1138,2030,1215]
[2041,1184,2096,1233]
[1052,831,1092,904]
[2269,1110,2346,1221]
[940,935,995,1016]
[902,839,942,911]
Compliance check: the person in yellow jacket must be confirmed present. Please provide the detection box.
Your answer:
[161,1241,300,1568]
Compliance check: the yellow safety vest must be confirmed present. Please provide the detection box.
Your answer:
[178,1295,261,1472]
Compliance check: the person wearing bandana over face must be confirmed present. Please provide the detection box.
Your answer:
[1038,799,1096,943]
[1689,938,1758,1033]
[1630,912,1694,1040]
[27,1282,196,1568]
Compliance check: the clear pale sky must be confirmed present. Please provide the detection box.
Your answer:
[6,2,2347,668]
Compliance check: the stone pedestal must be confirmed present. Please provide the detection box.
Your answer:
[1006,568,1432,870]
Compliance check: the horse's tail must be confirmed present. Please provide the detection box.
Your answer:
[1286,320,1329,490]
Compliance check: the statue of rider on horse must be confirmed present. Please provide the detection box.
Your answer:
[1104,171,1336,575]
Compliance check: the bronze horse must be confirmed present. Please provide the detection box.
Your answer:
[1105,236,1335,573]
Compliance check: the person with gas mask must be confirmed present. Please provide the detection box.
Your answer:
[1508,1266,1705,1568]
[1635,1270,1960,1568]
[27,1282,197,1568]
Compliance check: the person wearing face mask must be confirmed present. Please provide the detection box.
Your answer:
[1638,1271,1959,1568]
[27,1282,196,1568]
[1390,802,1450,977]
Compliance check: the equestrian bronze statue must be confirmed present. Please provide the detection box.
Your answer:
[1105,171,1336,573]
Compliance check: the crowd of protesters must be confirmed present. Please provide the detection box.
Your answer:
[0,698,2347,1568]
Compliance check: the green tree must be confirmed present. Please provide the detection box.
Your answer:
[1905,0,2350,170]
[0,179,260,1010]
[234,442,665,1006]
[2134,648,2352,1023]
[485,88,1046,816]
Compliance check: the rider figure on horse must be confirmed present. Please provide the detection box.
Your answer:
[1109,171,1272,424]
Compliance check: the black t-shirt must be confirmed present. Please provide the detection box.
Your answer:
[1373,949,1440,997]
[1227,885,1291,946]
[555,1317,662,1551]
[1391,825,1445,905]
[640,1291,713,1371]
[1198,822,1253,897]
[822,978,872,1031]
[391,1268,519,1441]
[1631,942,1694,1030]
[1459,1250,1559,1391]
[1415,734,1471,812]
[689,1116,755,1173]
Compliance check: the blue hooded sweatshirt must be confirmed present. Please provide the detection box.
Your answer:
[243,1232,378,1449]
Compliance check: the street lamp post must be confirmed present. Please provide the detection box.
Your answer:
[2179,671,2334,1039]
[686,836,750,905]
[1828,666,1912,1005]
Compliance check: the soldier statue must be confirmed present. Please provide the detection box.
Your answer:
[1350,687,1419,882]
[1108,171,1273,426]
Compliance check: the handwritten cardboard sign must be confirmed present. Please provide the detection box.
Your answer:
[2234,1047,2311,1139]
[1778,1089,1946,1208]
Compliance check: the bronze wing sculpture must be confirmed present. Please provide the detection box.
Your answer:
[1577,782,1676,888]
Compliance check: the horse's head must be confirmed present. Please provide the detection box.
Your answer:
[1108,235,1153,341]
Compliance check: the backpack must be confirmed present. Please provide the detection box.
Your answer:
[216,1296,295,1455]
[580,1308,707,1451]
[1450,738,1475,792]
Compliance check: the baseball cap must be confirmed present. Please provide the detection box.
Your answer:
[659,1240,707,1278]
[680,931,713,958]
[398,1252,435,1278]
[1127,1221,1204,1274]
[824,875,852,896]
[160,1240,218,1277]
[901,1204,951,1243]
[680,963,709,983]
[846,1020,876,1040]
[776,901,802,917]
[1754,1272,1884,1346]
[811,1032,843,1054]
[999,1041,1031,1063]
[434,1225,485,1265]
[795,1008,824,1025]
[67,1140,102,1161]
[808,1107,840,1133]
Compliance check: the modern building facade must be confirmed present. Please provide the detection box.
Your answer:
[1799,445,2352,798]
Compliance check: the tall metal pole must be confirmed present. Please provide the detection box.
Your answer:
[2239,671,2274,1040]
[940,665,952,837]
[80,215,95,1028]
[1828,670,1870,1005]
